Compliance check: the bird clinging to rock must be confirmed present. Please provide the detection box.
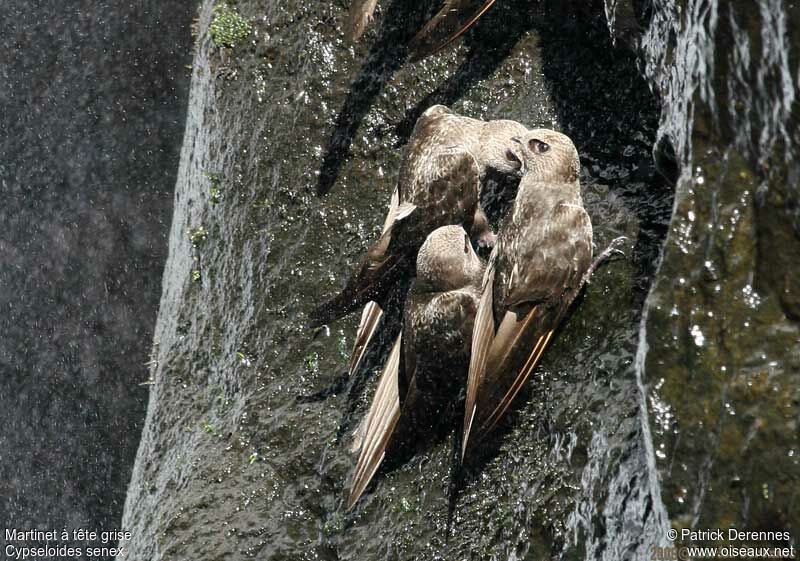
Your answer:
[461,141,626,458]
[308,104,528,334]
[347,225,485,509]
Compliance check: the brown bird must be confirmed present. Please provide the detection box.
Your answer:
[309,105,527,337]
[461,160,625,459]
[340,126,582,388]
[347,225,485,510]
[349,0,498,61]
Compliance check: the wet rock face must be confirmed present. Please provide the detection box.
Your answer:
[120,0,797,559]
[0,0,193,545]
[631,0,800,545]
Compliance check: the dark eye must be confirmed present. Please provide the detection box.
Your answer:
[464,234,470,254]
[529,139,550,153]
[505,149,521,169]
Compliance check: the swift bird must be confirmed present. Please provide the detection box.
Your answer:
[347,225,485,510]
[332,125,584,390]
[349,0,498,61]
[308,104,527,337]
[461,158,626,459]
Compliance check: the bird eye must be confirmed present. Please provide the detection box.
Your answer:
[505,149,521,169]
[529,139,550,153]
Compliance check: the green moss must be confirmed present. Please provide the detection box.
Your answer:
[209,4,251,48]
[203,171,222,204]
[188,226,208,247]
[303,352,319,373]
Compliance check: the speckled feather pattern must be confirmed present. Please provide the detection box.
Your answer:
[463,140,592,454]
[309,105,526,326]
[348,226,483,508]
[494,179,592,315]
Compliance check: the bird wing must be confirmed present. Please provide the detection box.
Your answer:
[308,191,415,327]
[408,0,498,61]
[406,287,480,402]
[348,0,379,40]
[347,332,403,510]
[307,233,404,327]
[402,149,481,237]
[462,197,593,457]
[347,301,384,377]
[465,305,556,454]
[462,262,496,460]
[311,148,478,329]
[346,188,400,377]
[382,186,400,232]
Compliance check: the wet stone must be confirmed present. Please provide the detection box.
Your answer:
[118,0,798,559]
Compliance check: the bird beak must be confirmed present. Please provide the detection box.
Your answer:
[505,148,523,173]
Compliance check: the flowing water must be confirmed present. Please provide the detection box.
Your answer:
[120,1,798,559]
[0,0,193,543]
[633,0,799,546]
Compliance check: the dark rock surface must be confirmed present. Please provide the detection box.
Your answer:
[633,0,799,546]
[0,0,194,552]
[120,0,798,559]
[120,1,670,559]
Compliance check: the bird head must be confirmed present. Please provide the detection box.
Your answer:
[477,120,531,177]
[416,225,485,292]
[511,129,581,183]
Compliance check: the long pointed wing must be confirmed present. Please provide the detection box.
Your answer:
[307,244,401,327]
[347,333,403,510]
[462,264,496,460]
[476,306,554,439]
[382,187,400,232]
[346,188,400,376]
[308,191,413,328]
[347,302,384,377]
[348,0,379,40]
[408,0,497,61]
[462,304,558,458]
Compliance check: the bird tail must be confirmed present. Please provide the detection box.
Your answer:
[347,333,403,510]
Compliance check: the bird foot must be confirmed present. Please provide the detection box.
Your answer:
[584,236,628,284]
[476,230,497,249]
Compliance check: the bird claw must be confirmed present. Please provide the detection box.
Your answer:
[584,236,629,284]
[601,236,629,261]
[476,230,497,249]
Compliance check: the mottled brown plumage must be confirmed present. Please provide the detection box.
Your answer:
[462,176,593,460]
[347,226,484,510]
[308,105,528,331]
[348,0,379,40]
[458,128,629,458]
[511,129,582,183]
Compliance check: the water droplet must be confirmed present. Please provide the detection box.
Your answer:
[690,325,705,347]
